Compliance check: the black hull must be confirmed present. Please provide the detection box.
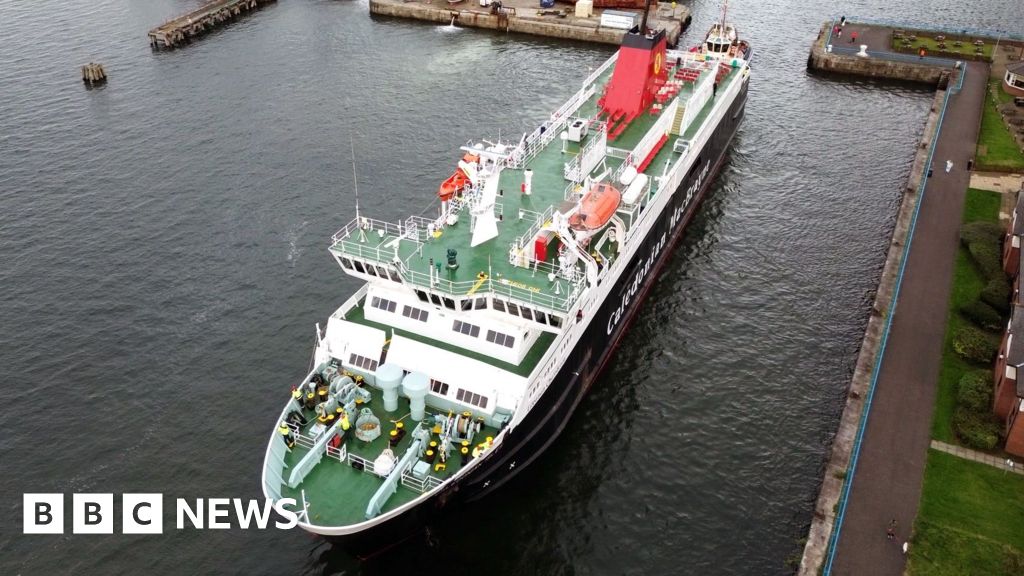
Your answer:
[326,78,748,558]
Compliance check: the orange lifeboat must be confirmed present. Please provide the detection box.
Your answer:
[438,153,481,203]
[569,182,621,231]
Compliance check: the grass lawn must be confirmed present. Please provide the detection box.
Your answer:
[907,450,1024,575]
[976,80,1024,172]
[930,188,1002,443]
[889,34,994,60]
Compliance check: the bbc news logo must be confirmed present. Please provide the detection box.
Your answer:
[23,494,299,534]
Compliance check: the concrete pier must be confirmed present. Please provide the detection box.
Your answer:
[148,0,276,49]
[807,23,949,85]
[800,19,994,576]
[369,0,691,46]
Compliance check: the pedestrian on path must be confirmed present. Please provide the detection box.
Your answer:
[850,31,858,43]
[886,518,897,541]
[837,27,842,39]
[840,15,846,27]
[833,25,840,38]
[946,160,953,173]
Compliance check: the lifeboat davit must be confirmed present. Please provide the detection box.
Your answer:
[438,153,481,202]
[569,182,621,231]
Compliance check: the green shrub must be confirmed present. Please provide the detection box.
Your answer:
[961,299,1004,330]
[952,325,1000,364]
[957,370,993,413]
[981,278,1011,314]
[960,221,1004,246]
[952,407,1001,450]
[968,240,1004,280]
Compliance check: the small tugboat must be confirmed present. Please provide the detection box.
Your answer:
[262,2,751,555]
[702,1,752,61]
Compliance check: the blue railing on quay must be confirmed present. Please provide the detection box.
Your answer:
[820,63,965,575]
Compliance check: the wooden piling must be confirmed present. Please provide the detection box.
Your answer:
[148,0,276,50]
[82,63,107,87]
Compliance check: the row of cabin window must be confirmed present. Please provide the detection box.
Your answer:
[371,296,430,323]
[430,379,488,409]
[451,320,515,348]
[413,289,562,329]
[340,257,401,283]
[348,353,378,372]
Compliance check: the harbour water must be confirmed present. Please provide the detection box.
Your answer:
[0,0,1020,574]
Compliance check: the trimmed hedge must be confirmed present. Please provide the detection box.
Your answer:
[968,240,1004,280]
[981,278,1011,314]
[952,325,1000,364]
[960,221,1005,247]
[957,370,993,413]
[953,407,1001,450]
[961,299,1005,331]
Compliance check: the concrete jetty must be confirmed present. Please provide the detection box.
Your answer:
[148,0,276,49]
[799,18,993,576]
[369,0,691,46]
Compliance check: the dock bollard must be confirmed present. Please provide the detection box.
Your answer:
[856,44,868,57]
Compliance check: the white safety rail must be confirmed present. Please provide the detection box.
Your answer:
[286,423,318,449]
[346,452,377,476]
[511,205,554,256]
[563,124,608,182]
[325,443,347,463]
[632,99,679,170]
[400,470,444,494]
[507,53,617,169]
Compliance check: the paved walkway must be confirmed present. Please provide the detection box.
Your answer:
[829,61,989,576]
[930,440,1024,475]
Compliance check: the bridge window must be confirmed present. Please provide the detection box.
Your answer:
[456,388,488,409]
[474,297,487,310]
[371,296,397,313]
[353,260,366,274]
[452,320,481,337]
[402,305,429,322]
[507,303,520,317]
[492,299,506,313]
[486,330,516,348]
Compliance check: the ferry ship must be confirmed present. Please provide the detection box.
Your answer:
[261,17,750,553]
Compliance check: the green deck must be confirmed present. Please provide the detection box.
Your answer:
[281,387,498,526]
[330,56,742,314]
[343,301,556,377]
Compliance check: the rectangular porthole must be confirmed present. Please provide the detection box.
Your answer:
[402,305,429,322]
[456,388,488,409]
[486,330,515,348]
[452,320,481,338]
[371,296,397,313]
[430,379,449,396]
[348,353,379,372]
